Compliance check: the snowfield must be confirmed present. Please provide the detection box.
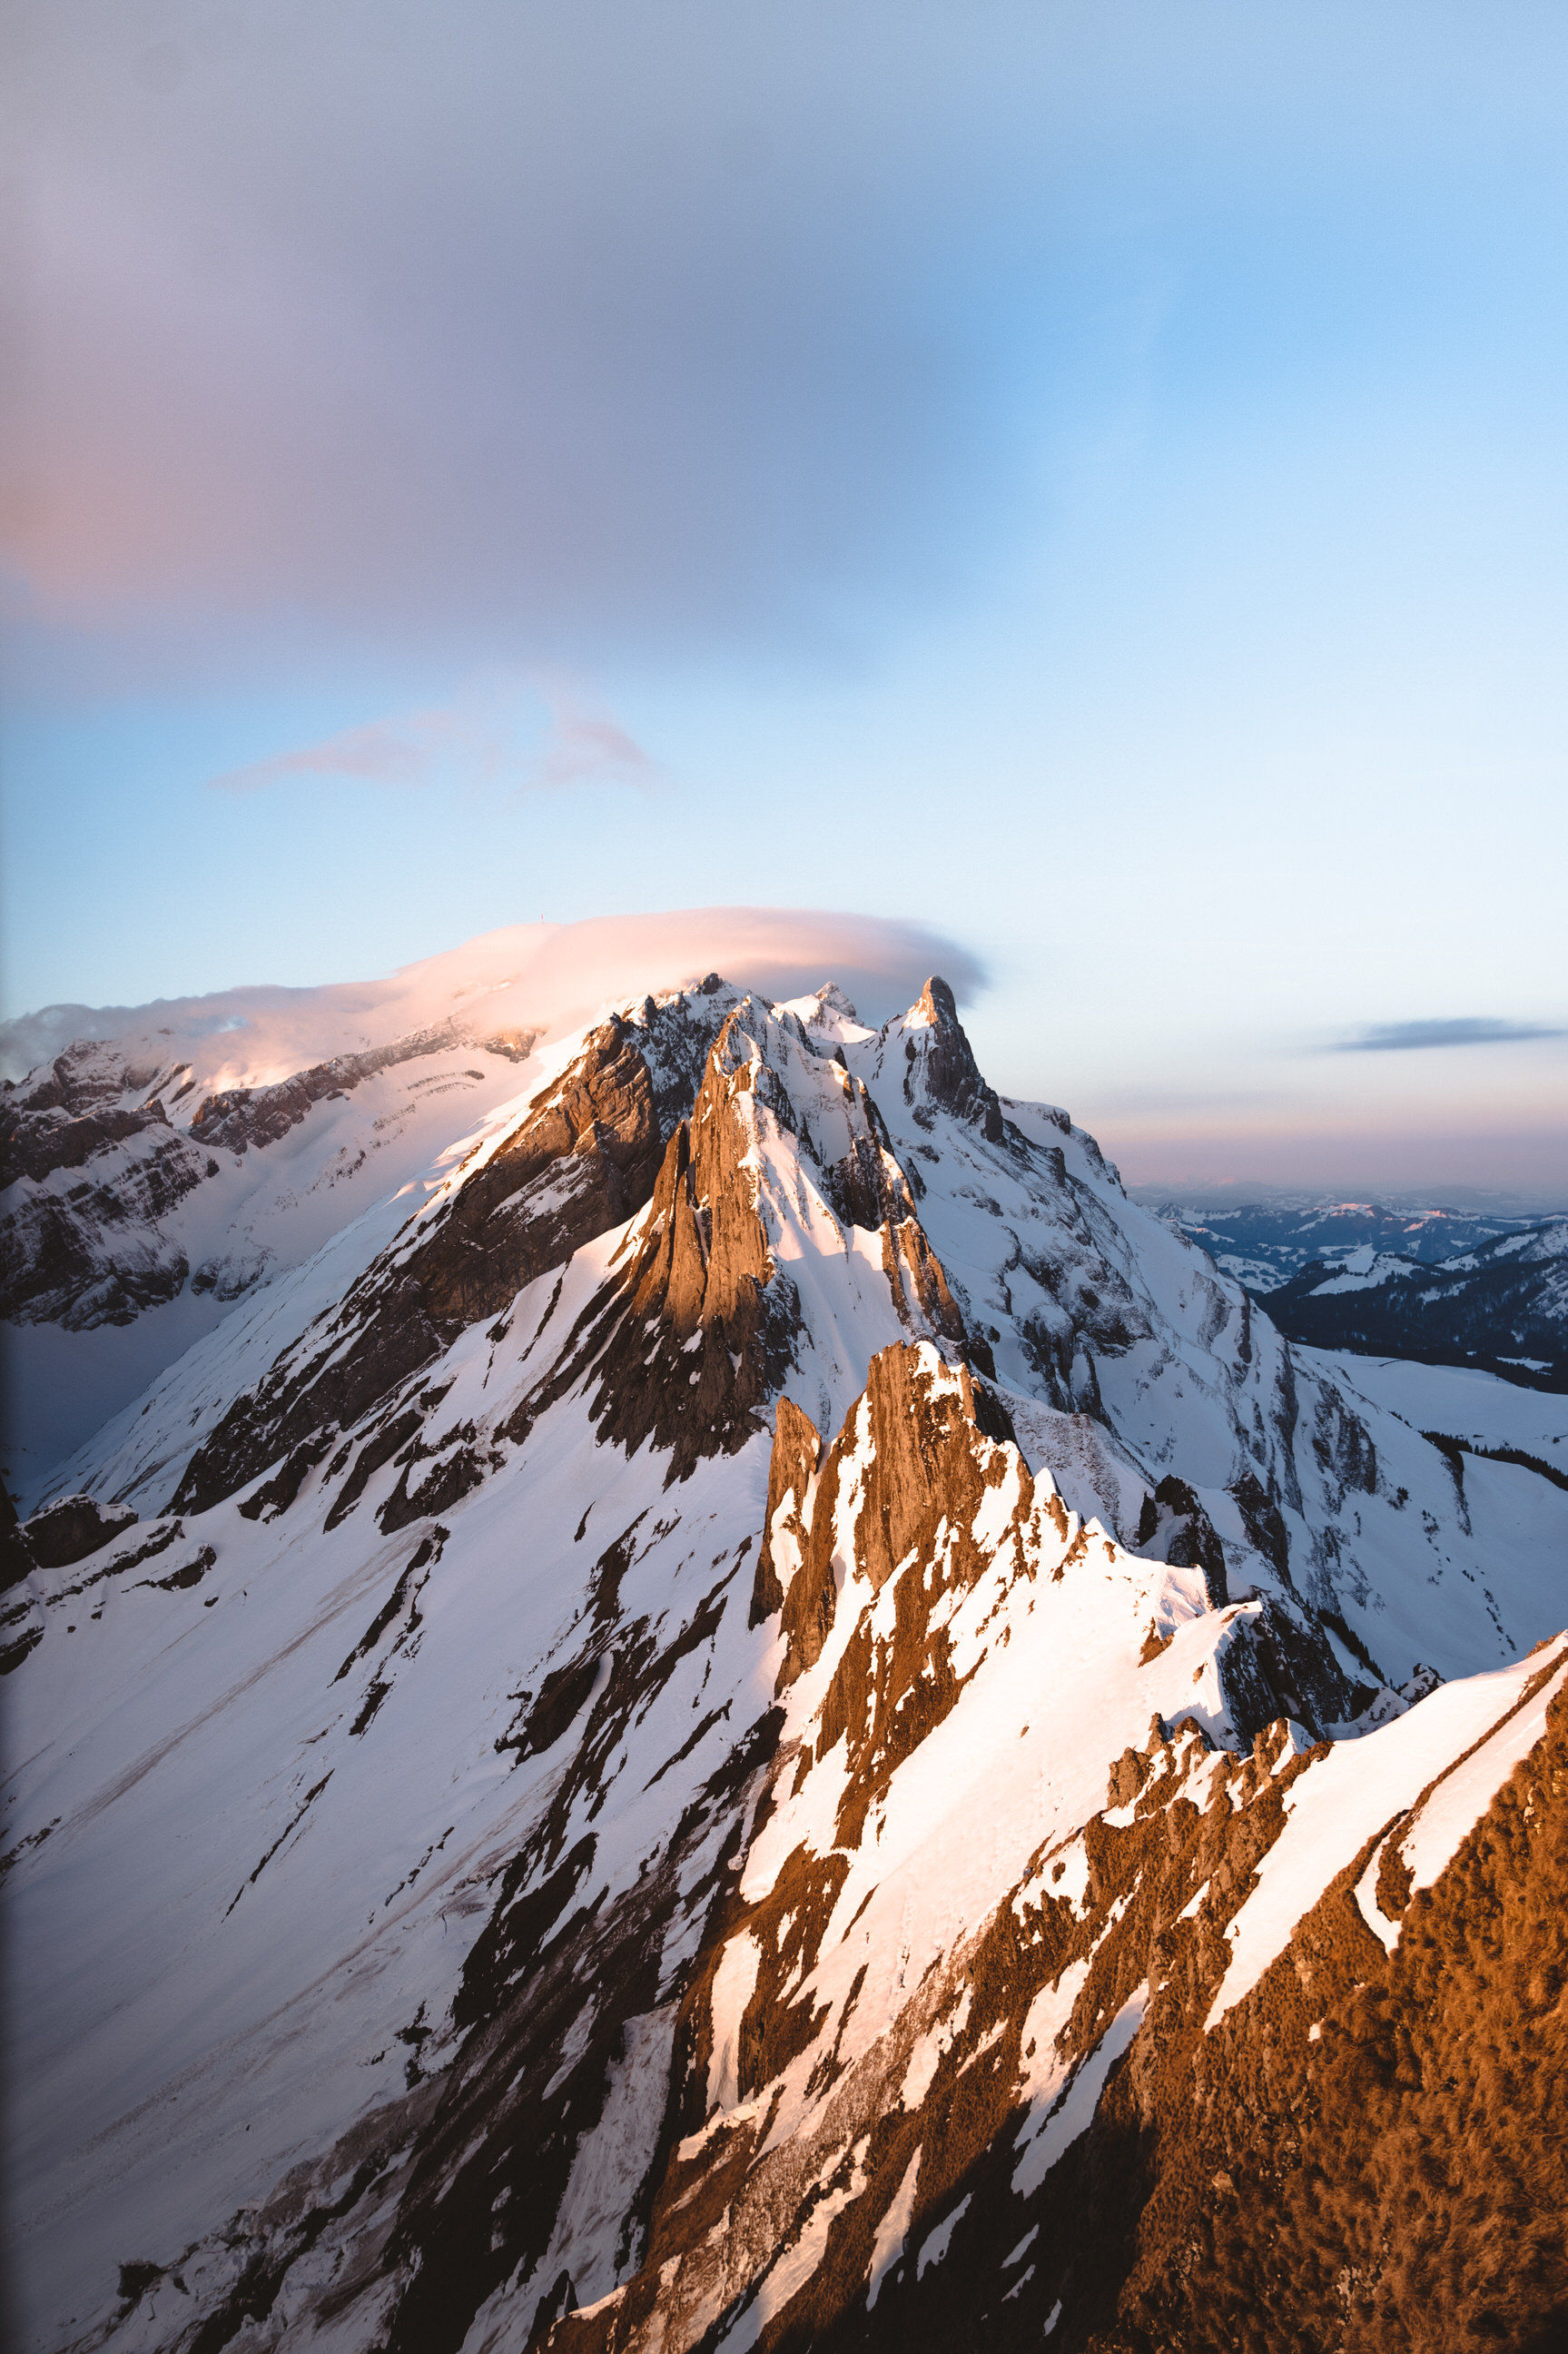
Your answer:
[3,935,1564,2354]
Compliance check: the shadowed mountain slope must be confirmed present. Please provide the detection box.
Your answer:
[4,963,1565,2354]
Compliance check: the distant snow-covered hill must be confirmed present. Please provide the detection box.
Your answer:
[4,930,1566,2354]
[1257,1223,1568,1392]
[1149,1194,1554,1292]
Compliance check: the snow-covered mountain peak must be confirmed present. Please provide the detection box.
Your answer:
[5,939,1566,2354]
[769,980,871,1043]
[850,971,1007,1144]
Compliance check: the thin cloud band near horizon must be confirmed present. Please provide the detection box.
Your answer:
[1332,1017,1567,1053]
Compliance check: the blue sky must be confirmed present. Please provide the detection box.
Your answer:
[4,0,1566,1192]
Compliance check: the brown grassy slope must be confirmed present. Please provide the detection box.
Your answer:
[1112,1676,1568,2354]
[695,1676,1568,2354]
[547,1679,1566,2354]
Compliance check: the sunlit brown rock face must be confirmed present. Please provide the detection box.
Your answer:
[770,1340,1023,1695]
[172,1016,673,1514]
[528,1363,1568,2354]
[750,1395,822,1630]
[8,969,1567,2354]
[584,1015,800,1479]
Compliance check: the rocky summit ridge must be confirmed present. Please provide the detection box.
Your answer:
[4,962,1567,2354]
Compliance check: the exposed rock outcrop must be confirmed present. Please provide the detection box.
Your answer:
[2,1098,173,1191]
[900,975,1006,1142]
[750,1398,822,1627]
[0,1474,31,1594]
[495,997,975,1489]
[3,1039,185,1149]
[1135,1474,1229,1603]
[1214,1591,1358,1743]
[0,1121,213,1328]
[768,1340,1023,1691]
[173,1019,666,1514]
[537,1650,1568,2354]
[570,1007,805,1482]
[15,1493,138,1572]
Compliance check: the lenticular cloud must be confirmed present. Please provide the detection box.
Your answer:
[0,907,986,1087]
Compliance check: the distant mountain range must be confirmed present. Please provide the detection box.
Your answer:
[1149,1196,1557,1291]
[1148,1200,1568,1390]
[1249,1223,1568,1392]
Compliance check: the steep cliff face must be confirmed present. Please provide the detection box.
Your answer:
[581,1005,803,1479]
[169,1014,671,1517]
[5,963,1565,2354]
[1,1041,218,1326]
[896,974,1006,1142]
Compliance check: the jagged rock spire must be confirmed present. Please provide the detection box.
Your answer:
[905,975,1005,1142]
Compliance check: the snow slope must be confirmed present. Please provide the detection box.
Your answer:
[3,955,1565,2354]
[1298,1347,1568,1461]
[1,913,971,1493]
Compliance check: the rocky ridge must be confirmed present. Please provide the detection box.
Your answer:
[0,1019,558,1334]
[5,966,1566,2354]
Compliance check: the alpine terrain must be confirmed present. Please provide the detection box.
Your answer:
[1255,1230,1568,1392]
[1149,1200,1555,1294]
[5,926,1567,2354]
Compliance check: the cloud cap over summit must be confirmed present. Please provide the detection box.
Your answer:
[0,907,986,1089]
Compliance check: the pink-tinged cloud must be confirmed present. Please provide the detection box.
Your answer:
[0,908,987,1091]
[209,680,655,796]
[211,710,469,794]
[538,707,653,787]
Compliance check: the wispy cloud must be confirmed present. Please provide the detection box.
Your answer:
[211,707,478,794]
[1334,1018,1567,1053]
[210,677,656,797]
[533,690,655,789]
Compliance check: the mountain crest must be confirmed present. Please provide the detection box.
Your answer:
[8,945,1568,2354]
[901,974,1005,1142]
[582,1016,798,1479]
